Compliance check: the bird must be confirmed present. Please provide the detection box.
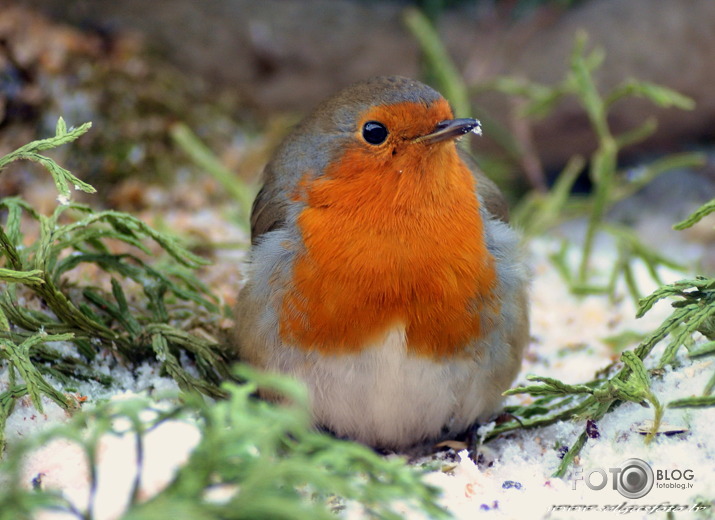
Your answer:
[234,75,529,451]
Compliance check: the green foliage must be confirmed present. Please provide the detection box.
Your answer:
[0,368,450,520]
[170,123,254,232]
[495,34,705,301]
[0,119,96,201]
[673,198,715,231]
[0,119,232,453]
[491,198,715,477]
[403,8,470,119]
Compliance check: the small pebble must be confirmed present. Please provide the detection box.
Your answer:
[557,445,569,459]
[502,480,523,490]
[586,419,601,439]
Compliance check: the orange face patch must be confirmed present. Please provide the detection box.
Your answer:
[280,100,497,359]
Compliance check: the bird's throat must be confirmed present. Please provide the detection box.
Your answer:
[280,146,498,359]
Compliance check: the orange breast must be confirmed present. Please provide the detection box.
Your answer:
[280,112,497,359]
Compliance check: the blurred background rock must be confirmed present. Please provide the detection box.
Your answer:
[10,0,715,168]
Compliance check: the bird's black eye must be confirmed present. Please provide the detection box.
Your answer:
[362,121,389,145]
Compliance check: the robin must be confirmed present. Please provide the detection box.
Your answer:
[234,76,529,450]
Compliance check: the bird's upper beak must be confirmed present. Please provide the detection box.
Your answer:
[413,118,482,145]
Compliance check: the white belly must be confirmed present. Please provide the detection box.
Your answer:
[276,327,505,449]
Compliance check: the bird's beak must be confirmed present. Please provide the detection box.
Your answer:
[413,118,482,144]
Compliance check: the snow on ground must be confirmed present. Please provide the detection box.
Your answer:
[1,359,201,520]
[2,229,714,520]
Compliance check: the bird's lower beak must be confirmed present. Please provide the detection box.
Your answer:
[413,118,482,144]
